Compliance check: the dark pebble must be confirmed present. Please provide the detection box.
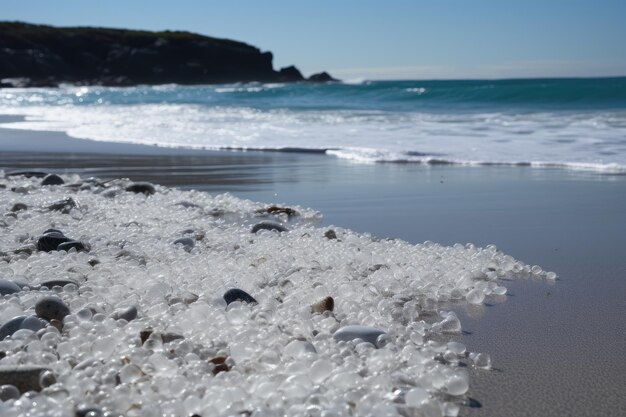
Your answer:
[324,229,337,240]
[0,315,47,340]
[37,232,71,252]
[250,221,288,234]
[0,316,27,340]
[43,228,65,235]
[223,288,257,305]
[10,203,27,212]
[0,384,20,401]
[87,259,100,267]
[311,296,334,314]
[173,237,195,251]
[125,182,156,195]
[57,240,90,253]
[208,356,231,375]
[41,174,64,186]
[111,306,138,322]
[35,296,70,321]
[0,279,22,295]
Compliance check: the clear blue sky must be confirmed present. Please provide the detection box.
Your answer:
[3,0,626,80]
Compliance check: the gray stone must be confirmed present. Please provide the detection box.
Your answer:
[333,325,387,347]
[20,316,48,333]
[0,315,48,340]
[111,305,138,322]
[250,221,288,234]
[0,384,20,401]
[173,237,195,251]
[35,296,70,321]
[0,316,26,340]
[0,279,22,295]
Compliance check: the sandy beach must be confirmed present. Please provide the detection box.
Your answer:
[1,125,625,416]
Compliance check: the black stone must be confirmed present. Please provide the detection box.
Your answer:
[111,305,138,322]
[35,296,70,321]
[125,182,156,195]
[37,233,72,252]
[57,241,89,253]
[41,174,64,186]
[250,221,288,234]
[43,228,65,235]
[324,229,338,240]
[10,203,27,212]
[223,288,257,305]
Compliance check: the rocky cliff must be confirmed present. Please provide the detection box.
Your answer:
[0,22,336,87]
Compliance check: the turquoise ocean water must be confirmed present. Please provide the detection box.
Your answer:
[1,77,625,171]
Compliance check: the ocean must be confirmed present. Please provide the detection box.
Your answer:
[1,77,625,172]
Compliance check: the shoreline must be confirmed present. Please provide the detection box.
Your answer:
[1,126,625,416]
[1,114,625,175]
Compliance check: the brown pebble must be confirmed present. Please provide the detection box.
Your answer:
[139,329,153,344]
[311,296,334,314]
[49,320,63,332]
[208,356,231,375]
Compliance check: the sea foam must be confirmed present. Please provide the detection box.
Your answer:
[0,173,551,416]
[1,81,626,172]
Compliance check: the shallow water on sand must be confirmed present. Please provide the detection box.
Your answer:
[1,128,625,416]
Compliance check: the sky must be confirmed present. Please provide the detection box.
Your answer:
[2,0,626,80]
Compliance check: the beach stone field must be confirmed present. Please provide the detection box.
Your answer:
[0,172,551,417]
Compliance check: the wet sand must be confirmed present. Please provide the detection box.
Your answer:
[1,125,625,416]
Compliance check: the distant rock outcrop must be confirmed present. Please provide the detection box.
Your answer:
[0,21,337,87]
[307,72,339,83]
